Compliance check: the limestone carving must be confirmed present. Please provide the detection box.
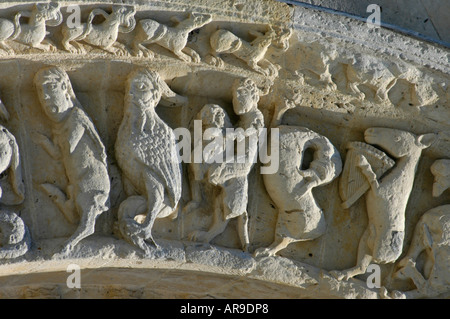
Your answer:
[206,25,292,76]
[0,125,25,206]
[254,125,342,257]
[186,78,265,251]
[331,128,437,281]
[392,205,450,298]
[115,69,188,254]
[0,211,31,259]
[33,67,111,256]
[61,5,136,55]
[0,123,29,260]
[0,2,62,54]
[131,12,212,61]
[430,159,450,198]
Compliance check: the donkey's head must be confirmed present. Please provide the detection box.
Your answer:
[364,127,436,158]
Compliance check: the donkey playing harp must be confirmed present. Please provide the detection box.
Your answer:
[331,127,437,281]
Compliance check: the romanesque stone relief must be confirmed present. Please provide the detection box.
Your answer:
[330,128,437,280]
[387,159,450,298]
[0,96,30,259]
[0,0,448,299]
[61,5,136,55]
[206,25,292,76]
[185,78,265,252]
[0,2,62,54]
[132,12,212,61]
[33,66,110,256]
[115,69,187,254]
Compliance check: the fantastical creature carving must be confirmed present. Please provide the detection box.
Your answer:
[0,2,62,54]
[185,78,265,251]
[206,25,292,76]
[61,5,136,55]
[0,98,29,260]
[393,205,450,298]
[254,125,342,257]
[33,66,111,257]
[331,128,437,280]
[115,69,188,255]
[0,124,25,206]
[131,12,212,61]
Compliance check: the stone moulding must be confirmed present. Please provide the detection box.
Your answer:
[0,0,448,299]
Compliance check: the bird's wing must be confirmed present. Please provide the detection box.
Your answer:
[135,122,182,207]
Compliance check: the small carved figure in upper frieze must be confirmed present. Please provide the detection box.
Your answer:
[61,5,136,55]
[330,128,437,281]
[33,66,110,257]
[131,12,212,62]
[391,204,450,299]
[115,69,188,255]
[254,125,342,257]
[430,159,450,198]
[0,2,62,54]
[206,25,292,76]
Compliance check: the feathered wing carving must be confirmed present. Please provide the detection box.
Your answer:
[116,112,181,208]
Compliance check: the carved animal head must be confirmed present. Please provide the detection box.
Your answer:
[364,127,437,158]
[34,2,63,27]
[126,69,186,110]
[272,26,292,51]
[112,5,137,33]
[188,12,213,27]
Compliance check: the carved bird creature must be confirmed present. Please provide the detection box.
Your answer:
[115,69,187,254]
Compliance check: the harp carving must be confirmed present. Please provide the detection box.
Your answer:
[339,141,395,209]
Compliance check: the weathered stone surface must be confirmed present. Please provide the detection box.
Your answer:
[0,0,448,299]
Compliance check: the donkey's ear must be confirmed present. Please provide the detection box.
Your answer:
[416,133,437,149]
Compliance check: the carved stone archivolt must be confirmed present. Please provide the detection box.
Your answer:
[0,0,448,299]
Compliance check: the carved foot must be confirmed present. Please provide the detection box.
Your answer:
[132,44,154,59]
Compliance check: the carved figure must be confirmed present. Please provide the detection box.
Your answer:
[392,205,450,298]
[61,5,136,55]
[0,2,62,54]
[206,25,292,76]
[115,69,187,254]
[330,128,437,280]
[0,124,24,205]
[254,126,342,257]
[430,159,450,198]
[0,123,29,260]
[131,12,212,61]
[186,78,264,251]
[33,67,110,256]
[183,104,233,216]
